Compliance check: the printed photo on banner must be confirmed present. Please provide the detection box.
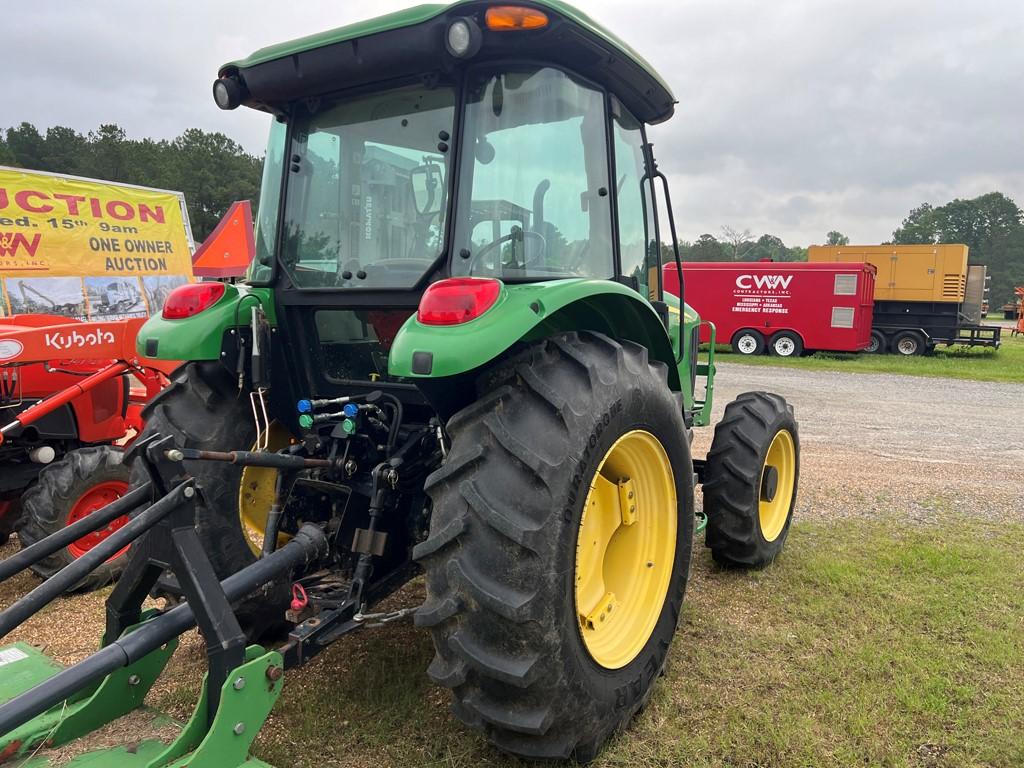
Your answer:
[142,275,189,315]
[84,276,146,320]
[5,276,87,319]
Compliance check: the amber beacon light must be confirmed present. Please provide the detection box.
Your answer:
[484,6,550,31]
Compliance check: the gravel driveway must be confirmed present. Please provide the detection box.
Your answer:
[691,363,1024,525]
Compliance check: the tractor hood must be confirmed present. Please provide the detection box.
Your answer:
[217,0,676,124]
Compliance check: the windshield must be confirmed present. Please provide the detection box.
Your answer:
[279,82,456,289]
[452,67,612,280]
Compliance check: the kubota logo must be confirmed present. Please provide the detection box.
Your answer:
[736,274,793,290]
[0,232,42,258]
[44,329,115,351]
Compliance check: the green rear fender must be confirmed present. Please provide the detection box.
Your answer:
[136,284,276,361]
[389,279,681,390]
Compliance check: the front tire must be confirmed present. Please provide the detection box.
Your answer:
[17,446,131,591]
[415,332,694,761]
[703,392,799,567]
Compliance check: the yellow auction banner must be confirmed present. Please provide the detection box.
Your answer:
[0,167,195,320]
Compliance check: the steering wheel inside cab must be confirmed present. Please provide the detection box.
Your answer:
[466,228,547,275]
[465,178,553,276]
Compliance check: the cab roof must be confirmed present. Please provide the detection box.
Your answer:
[220,0,677,124]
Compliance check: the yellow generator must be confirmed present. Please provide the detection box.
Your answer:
[808,244,1001,355]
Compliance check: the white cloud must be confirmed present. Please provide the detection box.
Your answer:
[6,0,1023,245]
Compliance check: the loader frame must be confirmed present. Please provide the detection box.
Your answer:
[0,433,329,767]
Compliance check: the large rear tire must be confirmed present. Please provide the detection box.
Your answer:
[17,446,131,592]
[703,391,799,567]
[131,361,284,635]
[415,332,694,761]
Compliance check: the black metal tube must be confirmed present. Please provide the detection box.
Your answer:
[178,448,332,470]
[0,481,191,640]
[261,472,288,558]
[655,171,686,361]
[0,482,152,584]
[0,524,327,738]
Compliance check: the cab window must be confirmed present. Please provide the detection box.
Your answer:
[453,67,612,280]
[612,102,657,299]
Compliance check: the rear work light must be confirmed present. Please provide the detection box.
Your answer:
[162,282,226,319]
[418,278,502,326]
[485,6,549,31]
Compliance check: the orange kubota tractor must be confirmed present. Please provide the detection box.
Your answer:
[0,315,178,590]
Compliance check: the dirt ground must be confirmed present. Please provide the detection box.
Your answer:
[694,362,1024,525]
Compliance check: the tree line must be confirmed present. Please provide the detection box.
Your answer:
[0,122,262,242]
[3,122,1021,304]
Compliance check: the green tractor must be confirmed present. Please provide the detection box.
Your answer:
[0,2,799,764]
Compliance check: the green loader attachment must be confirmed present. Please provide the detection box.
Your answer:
[0,434,328,767]
[0,1,799,763]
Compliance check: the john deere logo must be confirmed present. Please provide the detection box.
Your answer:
[0,339,24,361]
[736,274,793,290]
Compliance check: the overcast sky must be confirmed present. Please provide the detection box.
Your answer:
[6,1,1023,245]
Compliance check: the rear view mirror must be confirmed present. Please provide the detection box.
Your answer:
[411,163,445,216]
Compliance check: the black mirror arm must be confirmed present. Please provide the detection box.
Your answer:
[642,143,685,363]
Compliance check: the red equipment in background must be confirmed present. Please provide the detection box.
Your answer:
[0,315,178,590]
[1014,287,1024,337]
[664,261,876,357]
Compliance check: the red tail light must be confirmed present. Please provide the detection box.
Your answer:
[162,282,226,319]
[418,278,502,326]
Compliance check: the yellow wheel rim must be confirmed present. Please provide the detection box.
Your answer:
[758,429,796,542]
[574,429,677,670]
[238,422,294,556]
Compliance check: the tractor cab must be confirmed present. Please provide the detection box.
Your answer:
[181,0,708,426]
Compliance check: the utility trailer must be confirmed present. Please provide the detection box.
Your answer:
[808,244,1002,355]
[663,261,876,357]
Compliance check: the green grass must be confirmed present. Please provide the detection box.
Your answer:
[714,327,1024,383]
[160,515,1023,768]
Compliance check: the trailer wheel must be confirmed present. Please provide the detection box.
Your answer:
[416,331,694,761]
[130,361,287,636]
[866,330,886,354]
[768,331,803,358]
[703,391,799,568]
[892,330,925,356]
[17,446,131,592]
[731,329,765,356]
